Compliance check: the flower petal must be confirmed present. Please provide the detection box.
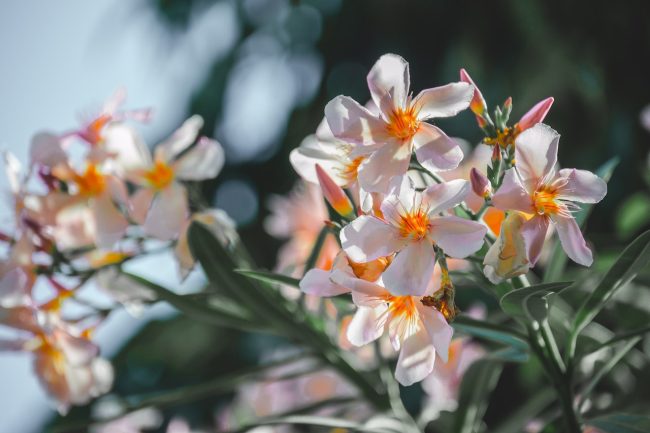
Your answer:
[418,304,454,362]
[492,168,533,213]
[300,268,350,297]
[357,141,411,193]
[412,123,463,172]
[325,96,388,147]
[429,216,486,258]
[514,123,559,189]
[174,137,225,181]
[367,54,410,113]
[154,115,203,162]
[144,183,188,240]
[347,305,387,347]
[289,135,346,185]
[394,327,436,386]
[521,215,550,266]
[102,123,152,173]
[341,215,403,262]
[517,97,554,132]
[382,241,435,296]
[553,215,593,266]
[423,179,470,216]
[556,168,607,204]
[483,212,531,283]
[92,194,128,248]
[414,82,473,120]
[129,188,155,225]
[30,132,67,168]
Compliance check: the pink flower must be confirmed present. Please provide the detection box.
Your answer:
[341,175,486,296]
[491,124,607,267]
[265,182,340,274]
[325,54,473,192]
[330,270,453,386]
[127,116,225,240]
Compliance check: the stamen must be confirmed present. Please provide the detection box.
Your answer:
[386,106,420,140]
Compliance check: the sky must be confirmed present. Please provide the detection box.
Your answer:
[0,1,238,431]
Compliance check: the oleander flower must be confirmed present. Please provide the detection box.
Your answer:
[341,175,486,296]
[265,181,340,274]
[330,270,453,386]
[483,212,531,283]
[325,54,473,192]
[51,162,130,248]
[491,123,607,267]
[126,115,225,240]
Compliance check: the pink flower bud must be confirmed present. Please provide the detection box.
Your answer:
[503,96,512,110]
[517,97,554,132]
[460,68,488,119]
[470,168,492,198]
[315,164,355,219]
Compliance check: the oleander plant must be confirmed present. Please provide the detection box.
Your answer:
[2,55,650,433]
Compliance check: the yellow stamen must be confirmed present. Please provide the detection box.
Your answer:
[398,210,430,240]
[533,186,562,216]
[341,156,364,183]
[74,164,106,197]
[143,160,175,190]
[484,126,519,149]
[386,106,420,140]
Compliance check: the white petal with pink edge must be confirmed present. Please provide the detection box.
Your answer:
[514,124,559,188]
[492,168,533,213]
[429,216,486,258]
[412,123,464,172]
[325,96,388,146]
[347,305,388,347]
[521,216,550,266]
[357,142,411,193]
[556,168,607,204]
[417,304,453,362]
[553,215,593,266]
[154,115,204,162]
[414,82,473,120]
[394,327,436,386]
[341,215,404,262]
[367,54,410,113]
[300,268,350,297]
[143,183,188,241]
[382,241,435,296]
[174,137,224,181]
[423,179,470,216]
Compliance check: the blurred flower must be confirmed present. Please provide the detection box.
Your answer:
[127,115,225,240]
[265,181,339,274]
[325,54,472,192]
[421,337,485,419]
[641,104,650,132]
[341,175,485,296]
[492,124,607,267]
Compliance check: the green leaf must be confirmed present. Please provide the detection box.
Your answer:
[587,414,650,433]
[616,192,650,239]
[235,269,300,288]
[122,272,270,334]
[543,157,619,282]
[452,360,503,433]
[485,346,529,363]
[567,230,650,360]
[452,316,529,352]
[500,281,573,323]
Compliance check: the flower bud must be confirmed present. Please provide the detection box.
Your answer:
[315,164,355,219]
[470,168,492,198]
[460,69,487,123]
[517,97,554,132]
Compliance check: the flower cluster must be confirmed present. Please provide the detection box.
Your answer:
[0,90,230,412]
[291,54,607,386]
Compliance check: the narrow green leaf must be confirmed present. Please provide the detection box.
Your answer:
[452,360,503,433]
[588,414,650,433]
[567,230,650,360]
[616,192,650,240]
[485,346,529,363]
[543,157,619,282]
[452,315,529,351]
[500,281,573,322]
[235,269,300,288]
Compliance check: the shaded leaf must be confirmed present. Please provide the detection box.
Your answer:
[500,281,573,323]
[452,315,529,352]
[588,413,650,433]
[452,360,503,433]
[235,269,300,288]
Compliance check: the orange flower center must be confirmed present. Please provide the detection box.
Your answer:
[387,295,418,321]
[75,164,107,196]
[533,186,561,216]
[386,106,420,140]
[484,126,519,148]
[144,160,175,190]
[398,210,430,240]
[85,114,112,144]
[341,156,364,184]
